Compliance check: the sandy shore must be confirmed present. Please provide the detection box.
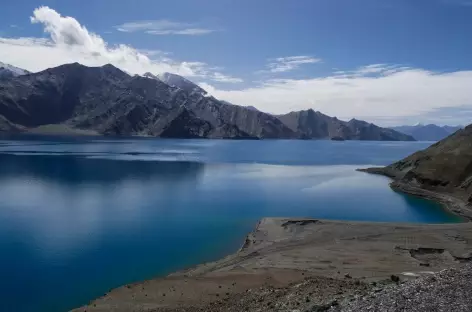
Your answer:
[72,215,472,311]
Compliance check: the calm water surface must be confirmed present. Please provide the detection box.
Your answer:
[0,137,461,312]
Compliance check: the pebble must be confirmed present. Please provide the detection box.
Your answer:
[340,264,472,312]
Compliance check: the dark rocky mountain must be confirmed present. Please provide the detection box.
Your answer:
[158,106,253,139]
[0,63,290,138]
[391,124,462,141]
[361,124,472,204]
[277,109,414,141]
[0,62,414,140]
[158,107,213,138]
[246,105,259,112]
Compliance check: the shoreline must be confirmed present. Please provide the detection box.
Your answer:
[72,167,472,311]
[357,167,472,221]
[72,220,472,311]
[72,217,472,311]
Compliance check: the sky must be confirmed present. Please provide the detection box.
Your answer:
[0,0,471,126]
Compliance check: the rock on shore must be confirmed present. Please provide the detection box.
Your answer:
[339,263,472,312]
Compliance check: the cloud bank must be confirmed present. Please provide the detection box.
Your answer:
[202,66,472,126]
[0,6,239,82]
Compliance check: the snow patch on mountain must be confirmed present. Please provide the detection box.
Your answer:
[0,62,30,78]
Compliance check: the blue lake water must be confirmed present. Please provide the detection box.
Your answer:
[0,136,461,312]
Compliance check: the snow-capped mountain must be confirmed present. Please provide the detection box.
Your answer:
[155,72,207,96]
[0,62,30,79]
[142,72,159,80]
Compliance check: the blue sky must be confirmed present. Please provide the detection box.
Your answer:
[1,0,472,125]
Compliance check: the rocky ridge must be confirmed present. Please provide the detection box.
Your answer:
[360,124,472,208]
[278,109,414,141]
[0,62,414,140]
[0,61,30,79]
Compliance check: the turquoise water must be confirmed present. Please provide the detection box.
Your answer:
[0,137,461,311]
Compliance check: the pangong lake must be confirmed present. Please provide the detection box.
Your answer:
[0,137,461,312]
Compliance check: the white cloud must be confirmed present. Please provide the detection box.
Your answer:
[147,28,215,35]
[210,72,243,83]
[0,6,240,83]
[203,67,472,126]
[334,64,412,77]
[263,55,321,73]
[115,19,217,36]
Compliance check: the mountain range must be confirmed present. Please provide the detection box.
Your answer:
[278,110,413,141]
[0,62,414,141]
[390,124,462,141]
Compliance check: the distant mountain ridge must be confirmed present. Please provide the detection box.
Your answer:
[278,110,414,141]
[391,124,462,141]
[0,61,413,141]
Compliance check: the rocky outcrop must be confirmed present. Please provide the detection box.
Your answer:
[360,124,472,205]
[159,107,213,138]
[277,109,414,141]
[158,107,251,139]
[0,115,22,132]
[0,62,29,80]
